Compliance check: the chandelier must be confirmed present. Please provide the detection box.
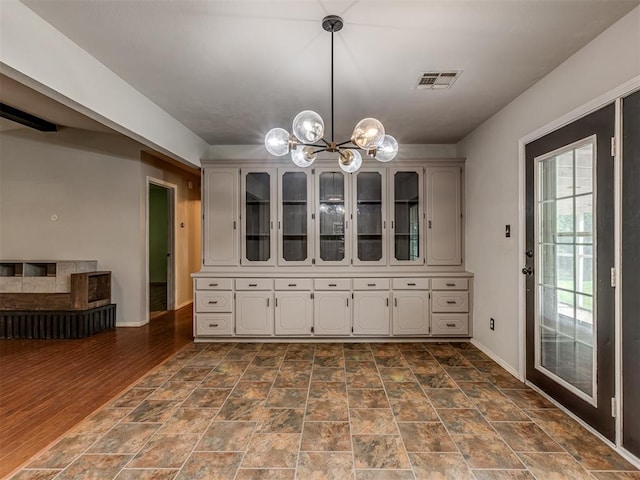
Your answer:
[264,15,398,173]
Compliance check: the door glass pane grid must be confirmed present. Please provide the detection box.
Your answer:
[536,138,596,403]
[357,172,383,261]
[394,171,420,261]
[282,172,308,262]
[319,172,345,262]
[245,172,271,262]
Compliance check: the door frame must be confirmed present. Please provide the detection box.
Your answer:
[146,177,177,321]
[518,75,640,457]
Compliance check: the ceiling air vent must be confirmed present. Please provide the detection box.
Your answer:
[416,71,462,90]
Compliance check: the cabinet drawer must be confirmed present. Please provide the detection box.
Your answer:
[195,314,233,336]
[235,278,273,290]
[274,279,313,290]
[432,291,469,312]
[195,291,233,313]
[195,278,233,290]
[392,278,430,290]
[353,278,390,290]
[431,314,469,336]
[431,278,469,291]
[314,278,351,290]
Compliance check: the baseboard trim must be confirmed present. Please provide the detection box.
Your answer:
[117,321,147,327]
[470,339,521,380]
[176,300,193,310]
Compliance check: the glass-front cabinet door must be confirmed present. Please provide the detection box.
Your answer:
[352,169,387,265]
[390,168,424,265]
[278,169,313,265]
[315,169,350,266]
[241,168,276,265]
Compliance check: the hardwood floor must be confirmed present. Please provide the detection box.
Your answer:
[0,305,193,478]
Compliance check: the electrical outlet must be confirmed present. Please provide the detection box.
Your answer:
[490,318,495,330]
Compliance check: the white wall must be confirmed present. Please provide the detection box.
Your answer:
[458,7,640,370]
[0,128,201,325]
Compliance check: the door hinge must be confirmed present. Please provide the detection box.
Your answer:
[611,267,616,287]
[611,137,616,157]
[611,397,617,417]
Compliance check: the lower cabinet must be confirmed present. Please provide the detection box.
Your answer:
[353,291,390,335]
[314,291,352,335]
[392,291,430,335]
[235,291,274,335]
[275,291,313,336]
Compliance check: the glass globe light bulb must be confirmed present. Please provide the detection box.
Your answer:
[338,149,362,173]
[292,110,324,143]
[351,117,385,150]
[291,146,317,168]
[375,135,398,162]
[264,128,290,156]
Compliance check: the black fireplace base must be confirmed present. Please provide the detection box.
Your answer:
[0,304,116,339]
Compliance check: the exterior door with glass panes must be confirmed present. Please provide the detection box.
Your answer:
[353,169,387,265]
[390,168,424,265]
[241,169,277,265]
[278,169,313,265]
[315,169,350,266]
[524,104,615,440]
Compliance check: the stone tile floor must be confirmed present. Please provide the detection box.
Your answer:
[9,342,640,479]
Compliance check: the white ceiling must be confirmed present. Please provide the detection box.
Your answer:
[19,0,640,145]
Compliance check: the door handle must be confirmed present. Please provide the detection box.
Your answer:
[526,249,534,258]
[522,266,533,276]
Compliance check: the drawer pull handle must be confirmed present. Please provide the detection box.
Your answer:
[208,301,218,304]
[446,323,456,327]
[446,283,455,287]
[288,283,297,287]
[209,283,218,287]
[249,283,258,287]
[367,283,376,287]
[329,283,337,287]
[209,323,219,328]
[446,300,457,304]
[407,283,416,286]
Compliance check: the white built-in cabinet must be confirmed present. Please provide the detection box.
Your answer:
[196,159,471,340]
[203,168,239,266]
[426,166,462,266]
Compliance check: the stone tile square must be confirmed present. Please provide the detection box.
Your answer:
[379,367,416,383]
[27,433,101,469]
[313,356,345,368]
[235,469,295,480]
[501,389,555,409]
[425,388,473,409]
[175,451,242,480]
[474,399,530,422]
[250,355,284,367]
[297,451,354,479]
[110,388,155,408]
[215,398,264,421]
[149,381,197,401]
[471,470,535,480]
[352,435,410,469]
[308,382,348,400]
[241,367,278,383]
[414,371,458,388]
[169,367,212,382]
[266,388,308,408]
[89,423,159,453]
[389,398,440,422]
[123,400,180,423]
[347,372,384,388]
[491,422,562,452]
[274,370,311,388]
[128,433,199,468]
[452,434,524,469]
[230,381,272,399]
[115,468,179,480]
[182,388,231,408]
[197,422,256,451]
[438,408,495,435]
[301,421,351,451]
[55,454,131,480]
[241,433,301,469]
[350,409,397,435]
[374,355,408,367]
[517,452,591,479]
[257,408,304,433]
[312,367,346,382]
[348,389,390,408]
[384,382,426,400]
[71,408,130,434]
[159,408,216,434]
[397,422,456,452]
[409,452,474,479]
[355,470,414,480]
[305,399,349,422]
[443,366,486,382]
[555,433,638,471]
